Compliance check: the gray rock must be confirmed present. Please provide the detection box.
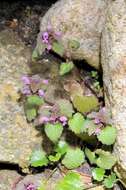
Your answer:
[15,169,62,190]
[0,30,42,170]
[101,0,126,185]
[0,170,22,190]
[36,0,108,69]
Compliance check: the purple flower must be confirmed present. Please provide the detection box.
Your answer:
[94,128,101,135]
[47,44,52,51]
[24,183,36,190]
[94,118,101,124]
[31,75,41,84]
[21,85,31,95]
[39,116,49,124]
[38,89,45,97]
[21,76,30,85]
[54,31,62,39]
[59,116,67,126]
[49,116,57,123]
[47,24,52,32]
[42,32,49,44]
[42,79,49,85]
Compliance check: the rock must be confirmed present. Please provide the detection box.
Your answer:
[101,0,126,186]
[0,170,22,190]
[36,0,108,69]
[15,169,63,190]
[0,30,42,170]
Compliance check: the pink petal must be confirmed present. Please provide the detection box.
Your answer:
[21,76,30,85]
[42,79,49,84]
[38,89,45,97]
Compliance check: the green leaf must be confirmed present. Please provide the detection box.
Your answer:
[85,148,96,164]
[97,126,117,145]
[56,99,74,118]
[27,95,44,107]
[26,108,37,121]
[59,61,74,76]
[62,148,85,169]
[52,41,64,56]
[103,173,117,189]
[49,153,61,162]
[68,113,86,134]
[95,149,116,169]
[73,95,99,113]
[29,150,48,167]
[68,40,80,50]
[55,172,84,190]
[92,168,105,182]
[54,140,69,155]
[48,153,61,162]
[32,49,39,61]
[45,123,63,143]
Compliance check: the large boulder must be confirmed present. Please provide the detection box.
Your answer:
[101,0,126,185]
[36,0,108,69]
[0,30,42,171]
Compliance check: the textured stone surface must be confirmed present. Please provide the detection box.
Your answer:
[101,0,126,185]
[0,30,42,169]
[0,170,22,190]
[36,0,108,69]
[15,169,62,190]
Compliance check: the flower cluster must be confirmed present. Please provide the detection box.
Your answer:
[41,25,61,51]
[38,115,67,126]
[21,75,49,96]
[24,183,36,190]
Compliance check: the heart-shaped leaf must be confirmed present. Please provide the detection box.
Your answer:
[68,113,86,134]
[52,41,64,56]
[55,172,83,190]
[27,95,44,107]
[95,149,116,169]
[45,123,63,143]
[73,95,99,113]
[29,150,48,167]
[92,167,105,182]
[97,126,117,145]
[62,148,85,169]
[26,108,37,122]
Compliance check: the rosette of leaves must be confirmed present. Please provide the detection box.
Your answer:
[62,148,85,169]
[55,172,84,190]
